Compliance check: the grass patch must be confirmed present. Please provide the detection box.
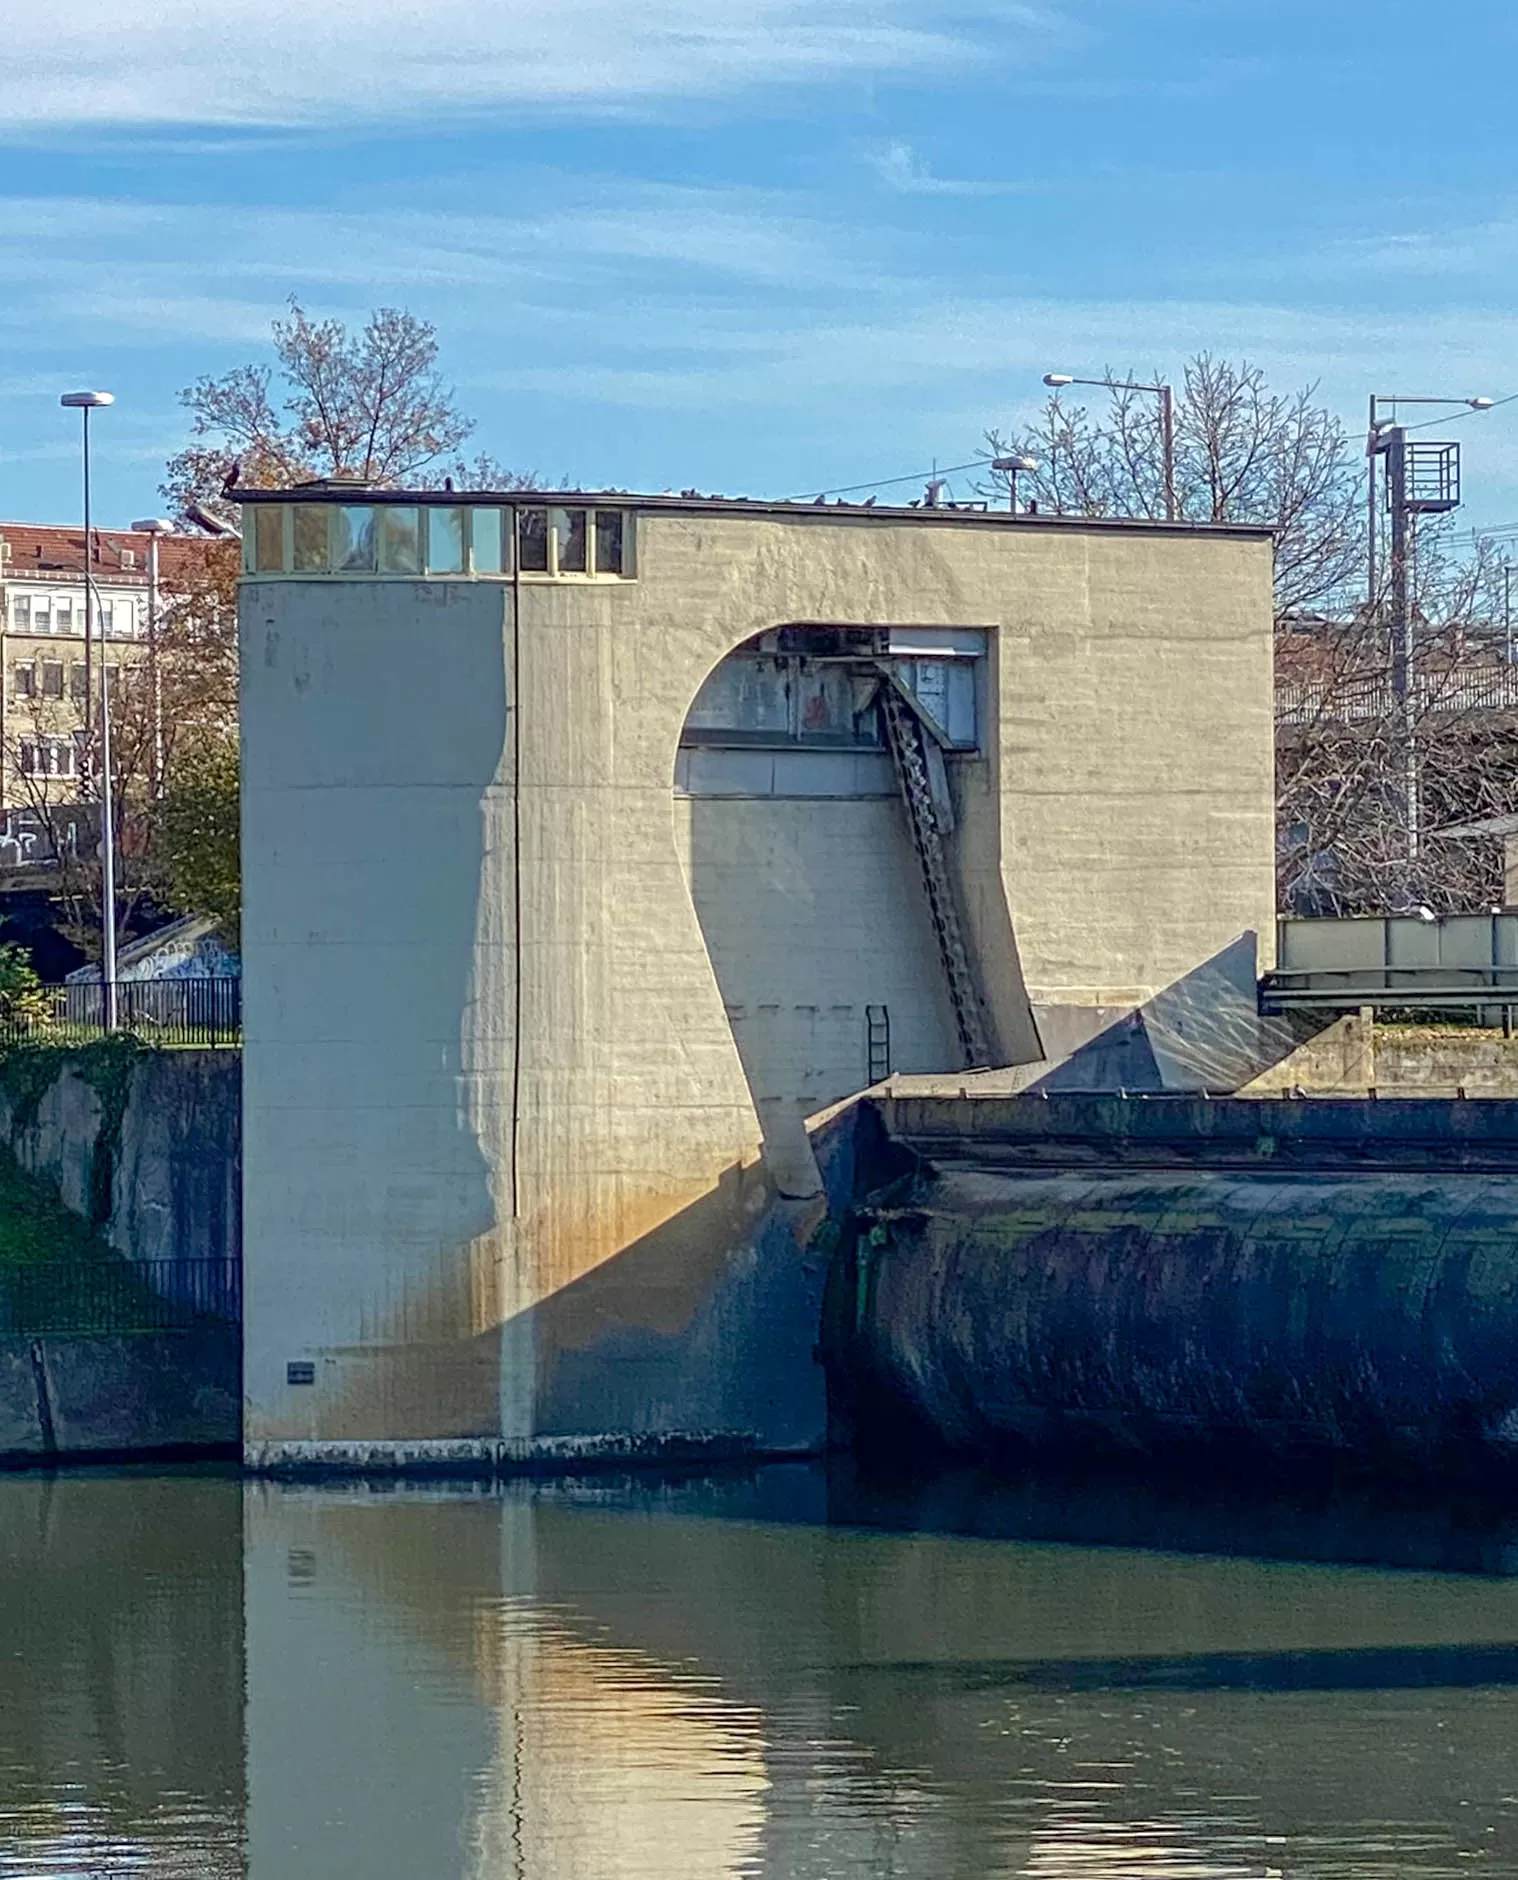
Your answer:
[0,1138,116,1270]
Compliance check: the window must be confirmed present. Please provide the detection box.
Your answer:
[552,508,588,574]
[334,507,376,573]
[54,596,72,633]
[19,738,76,780]
[12,664,34,698]
[69,665,86,701]
[470,508,505,574]
[293,506,329,572]
[377,507,420,574]
[120,548,136,570]
[31,597,50,632]
[9,596,29,630]
[253,505,285,573]
[426,507,465,575]
[595,510,625,575]
[517,508,549,573]
[41,663,63,700]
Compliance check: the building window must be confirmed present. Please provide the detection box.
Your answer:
[293,506,329,573]
[517,508,550,573]
[426,507,465,575]
[469,509,505,574]
[54,596,73,633]
[377,507,420,575]
[19,738,76,780]
[41,663,63,700]
[251,502,631,579]
[552,508,588,574]
[253,505,285,573]
[69,665,86,701]
[595,510,625,575]
[334,507,376,573]
[12,664,34,697]
[31,597,50,632]
[9,596,29,630]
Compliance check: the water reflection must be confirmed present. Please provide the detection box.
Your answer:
[11,1463,1518,1876]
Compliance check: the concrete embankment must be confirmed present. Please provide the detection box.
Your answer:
[0,1044,240,1465]
[826,1094,1518,1473]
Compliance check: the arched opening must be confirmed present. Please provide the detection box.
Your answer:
[673,622,999,1191]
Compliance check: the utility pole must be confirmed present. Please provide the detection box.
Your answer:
[1385,427,1419,870]
[1367,393,1490,902]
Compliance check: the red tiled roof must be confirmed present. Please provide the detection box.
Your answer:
[0,522,221,585]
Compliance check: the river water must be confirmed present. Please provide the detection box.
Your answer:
[8,1463,1518,1877]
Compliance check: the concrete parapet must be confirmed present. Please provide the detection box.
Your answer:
[0,1329,239,1465]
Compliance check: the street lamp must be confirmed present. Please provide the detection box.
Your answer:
[60,390,117,1029]
[990,454,1038,513]
[1044,371,1176,521]
[130,517,175,798]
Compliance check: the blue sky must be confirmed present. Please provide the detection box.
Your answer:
[4,0,1518,532]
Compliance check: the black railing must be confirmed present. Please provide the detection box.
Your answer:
[0,1256,241,1337]
[0,977,241,1048]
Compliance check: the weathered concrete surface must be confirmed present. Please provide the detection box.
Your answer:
[832,1161,1518,1469]
[0,1048,239,1258]
[0,1329,239,1463]
[239,502,1276,1463]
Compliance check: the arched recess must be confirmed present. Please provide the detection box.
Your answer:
[671,621,1038,1194]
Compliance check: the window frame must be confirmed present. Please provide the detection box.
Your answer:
[242,502,633,580]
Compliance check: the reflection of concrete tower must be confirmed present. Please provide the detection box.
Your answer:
[467,1612,768,1880]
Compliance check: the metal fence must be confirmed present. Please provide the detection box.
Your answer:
[0,977,241,1048]
[0,1256,241,1337]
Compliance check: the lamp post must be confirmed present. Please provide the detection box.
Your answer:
[1045,372,1176,521]
[130,517,175,798]
[60,390,117,1029]
[990,454,1038,513]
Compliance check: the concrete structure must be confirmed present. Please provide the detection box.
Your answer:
[236,485,1275,1467]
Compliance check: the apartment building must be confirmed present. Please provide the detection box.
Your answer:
[0,522,209,808]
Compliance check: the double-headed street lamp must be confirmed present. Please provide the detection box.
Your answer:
[59,389,118,1029]
[1044,371,1176,521]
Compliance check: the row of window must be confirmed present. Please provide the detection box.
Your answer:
[18,735,81,779]
[11,660,120,702]
[245,503,634,580]
[6,593,144,636]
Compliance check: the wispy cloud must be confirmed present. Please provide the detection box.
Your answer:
[0,0,1055,133]
[866,140,1023,197]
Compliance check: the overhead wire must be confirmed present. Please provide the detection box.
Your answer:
[788,392,1518,512]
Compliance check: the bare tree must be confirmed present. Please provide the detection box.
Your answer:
[164,301,533,524]
[985,354,1365,615]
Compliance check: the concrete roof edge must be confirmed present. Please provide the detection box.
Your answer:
[227,486,1276,541]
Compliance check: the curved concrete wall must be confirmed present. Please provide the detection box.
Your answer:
[836,1164,1518,1467]
[240,506,1274,1464]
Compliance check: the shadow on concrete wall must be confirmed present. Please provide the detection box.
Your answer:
[1029,934,1316,1093]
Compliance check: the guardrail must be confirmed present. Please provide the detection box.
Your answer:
[0,978,241,1049]
[1262,914,1518,1016]
[0,1257,241,1337]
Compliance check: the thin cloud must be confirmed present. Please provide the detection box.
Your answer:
[867,140,1023,197]
[0,0,1055,132]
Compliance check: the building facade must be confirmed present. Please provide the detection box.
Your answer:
[236,486,1277,1467]
[0,522,222,868]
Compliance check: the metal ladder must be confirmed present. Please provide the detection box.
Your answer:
[877,677,991,1069]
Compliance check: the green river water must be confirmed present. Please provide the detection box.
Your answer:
[8,1462,1518,1877]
